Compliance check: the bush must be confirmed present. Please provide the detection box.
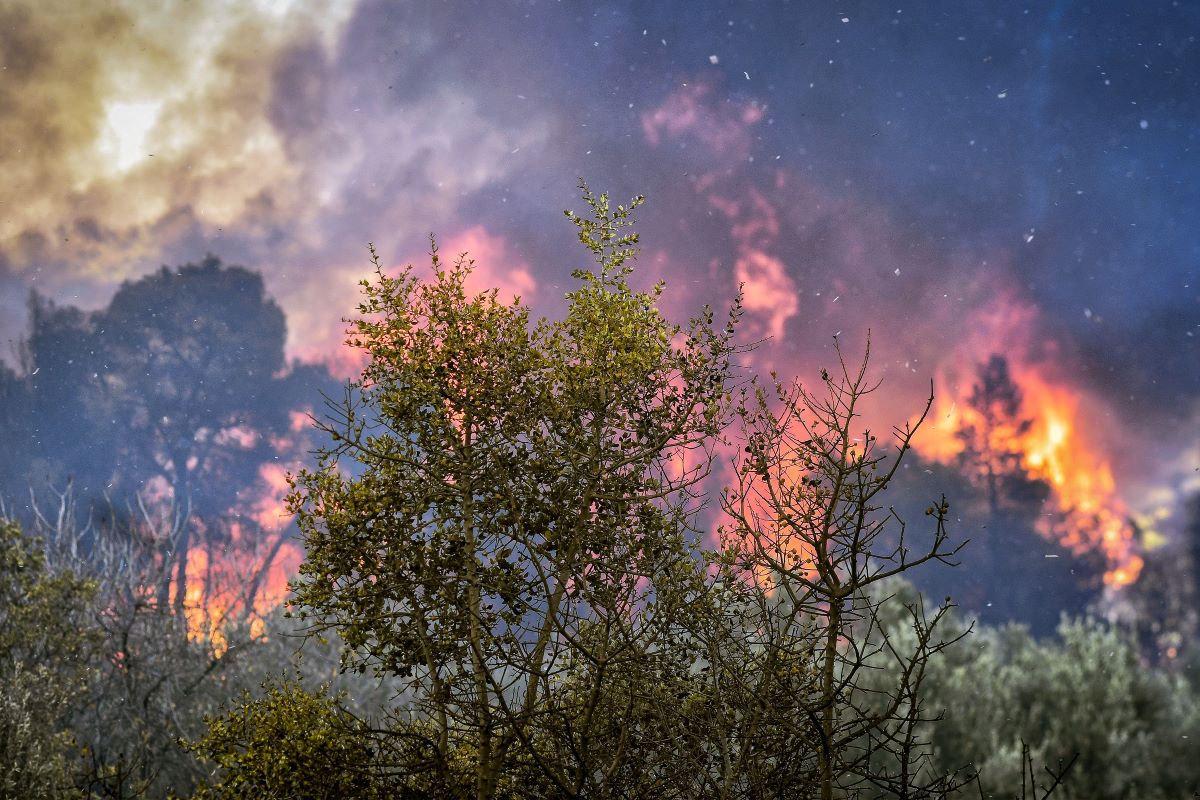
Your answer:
[185,680,390,799]
[907,611,1200,799]
[0,520,95,799]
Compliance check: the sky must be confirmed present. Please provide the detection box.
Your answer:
[1,0,1197,573]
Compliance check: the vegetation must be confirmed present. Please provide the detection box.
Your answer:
[0,183,1196,798]
[185,680,386,800]
[0,520,95,800]
[288,187,741,797]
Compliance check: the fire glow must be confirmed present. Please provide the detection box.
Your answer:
[174,463,303,653]
[917,362,1144,588]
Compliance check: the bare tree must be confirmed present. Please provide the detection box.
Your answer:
[718,339,970,799]
[25,484,296,798]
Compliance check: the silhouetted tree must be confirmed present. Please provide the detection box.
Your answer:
[23,295,112,497]
[94,258,286,501]
[10,257,337,612]
[951,355,1096,633]
[954,355,1042,516]
[0,361,32,496]
[92,258,294,608]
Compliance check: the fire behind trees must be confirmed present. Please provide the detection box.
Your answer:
[211,184,1080,798]
[0,257,338,627]
[888,356,1104,636]
[0,185,1197,797]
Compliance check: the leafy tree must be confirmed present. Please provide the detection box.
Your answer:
[0,519,96,800]
[288,183,739,798]
[913,611,1200,799]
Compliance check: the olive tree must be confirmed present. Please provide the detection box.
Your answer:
[288,183,739,799]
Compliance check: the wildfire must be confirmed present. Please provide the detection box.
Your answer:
[173,463,303,654]
[175,531,303,655]
[917,358,1143,588]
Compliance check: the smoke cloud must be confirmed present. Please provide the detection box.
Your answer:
[2,0,1196,603]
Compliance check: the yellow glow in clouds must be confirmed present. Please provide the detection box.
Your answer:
[98,101,162,173]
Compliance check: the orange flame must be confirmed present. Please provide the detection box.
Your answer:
[170,460,301,653]
[918,362,1143,587]
[175,526,303,654]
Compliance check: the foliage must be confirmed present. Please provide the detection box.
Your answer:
[920,614,1200,799]
[0,664,85,800]
[289,182,741,798]
[0,519,95,800]
[185,680,390,800]
[11,488,360,799]
[12,182,1200,799]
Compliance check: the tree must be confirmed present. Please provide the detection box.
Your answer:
[289,183,739,799]
[914,612,1199,799]
[89,257,296,611]
[718,343,971,799]
[6,258,339,619]
[952,355,1098,633]
[0,518,96,800]
[22,295,110,498]
[954,355,1039,516]
[0,360,33,496]
[185,680,390,800]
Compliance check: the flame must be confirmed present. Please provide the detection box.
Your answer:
[175,522,303,655]
[918,360,1143,587]
[170,455,303,653]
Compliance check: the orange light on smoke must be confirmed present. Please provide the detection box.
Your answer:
[918,363,1143,587]
[252,463,294,532]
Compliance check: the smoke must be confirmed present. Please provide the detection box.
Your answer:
[0,0,552,362]
[1,0,1196,621]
